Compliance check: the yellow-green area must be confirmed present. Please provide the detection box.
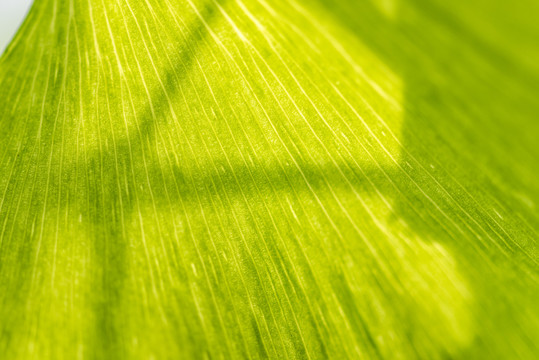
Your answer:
[0,0,538,358]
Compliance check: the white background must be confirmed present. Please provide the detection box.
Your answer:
[0,0,33,54]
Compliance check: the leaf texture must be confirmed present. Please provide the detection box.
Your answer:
[0,0,538,358]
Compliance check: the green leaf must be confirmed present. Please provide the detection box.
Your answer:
[1,0,538,358]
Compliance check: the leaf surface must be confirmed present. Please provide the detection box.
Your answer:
[0,0,538,358]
